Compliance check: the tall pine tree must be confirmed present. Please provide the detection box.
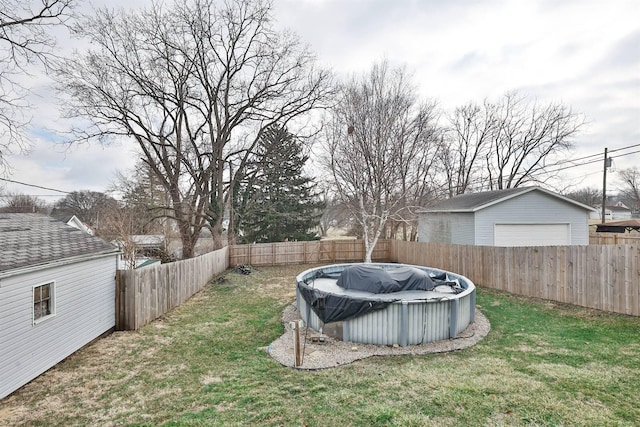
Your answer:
[235,125,323,243]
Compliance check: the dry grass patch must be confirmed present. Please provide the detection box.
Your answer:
[1,265,639,426]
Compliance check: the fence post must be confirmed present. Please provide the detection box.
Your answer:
[332,240,336,262]
[115,270,125,331]
[272,242,276,265]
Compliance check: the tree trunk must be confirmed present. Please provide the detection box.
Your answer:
[364,242,373,263]
[212,224,225,250]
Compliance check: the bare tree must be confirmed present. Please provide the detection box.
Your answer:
[564,187,602,208]
[97,201,138,270]
[439,103,495,196]
[0,193,48,212]
[441,92,584,194]
[0,0,74,173]
[51,190,118,229]
[486,92,584,189]
[617,167,640,212]
[112,161,170,236]
[316,186,352,238]
[58,0,332,258]
[324,61,439,262]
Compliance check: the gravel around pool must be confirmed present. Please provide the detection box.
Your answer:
[267,303,491,369]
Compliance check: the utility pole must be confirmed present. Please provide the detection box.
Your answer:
[601,147,611,224]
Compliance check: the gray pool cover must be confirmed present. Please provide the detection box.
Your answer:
[298,265,461,324]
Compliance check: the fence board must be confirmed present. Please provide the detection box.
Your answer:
[391,241,639,317]
[118,239,638,331]
[229,239,390,267]
[115,246,229,330]
[590,232,640,245]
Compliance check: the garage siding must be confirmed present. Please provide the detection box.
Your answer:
[418,212,475,244]
[474,191,589,245]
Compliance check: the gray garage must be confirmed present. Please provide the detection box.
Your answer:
[417,187,595,246]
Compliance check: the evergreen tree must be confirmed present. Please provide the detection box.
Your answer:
[235,125,324,243]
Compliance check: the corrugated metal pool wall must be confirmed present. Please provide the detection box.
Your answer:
[296,282,476,346]
[342,293,475,346]
[297,292,322,332]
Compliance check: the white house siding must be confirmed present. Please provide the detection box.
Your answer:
[418,212,475,244]
[0,255,117,399]
[611,210,632,220]
[474,191,589,246]
[589,209,612,220]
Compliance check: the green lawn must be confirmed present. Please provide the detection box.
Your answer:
[1,264,639,426]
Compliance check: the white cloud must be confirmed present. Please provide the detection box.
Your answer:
[272,0,640,189]
[3,135,138,201]
[2,0,638,196]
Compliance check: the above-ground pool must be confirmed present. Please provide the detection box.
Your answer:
[296,263,476,346]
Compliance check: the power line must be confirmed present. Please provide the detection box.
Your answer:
[572,169,602,181]
[543,147,639,175]
[543,157,603,174]
[609,143,640,154]
[542,142,640,170]
[0,194,65,198]
[562,151,605,164]
[444,144,639,191]
[1,144,636,198]
[0,177,70,194]
[611,149,640,160]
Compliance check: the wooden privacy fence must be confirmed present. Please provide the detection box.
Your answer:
[115,246,229,330]
[115,237,639,331]
[228,239,390,266]
[589,232,640,245]
[390,241,640,316]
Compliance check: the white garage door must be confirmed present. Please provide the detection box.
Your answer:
[494,224,570,247]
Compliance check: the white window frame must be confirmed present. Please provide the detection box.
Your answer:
[33,281,56,324]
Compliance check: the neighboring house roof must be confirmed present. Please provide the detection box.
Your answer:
[51,213,94,235]
[605,205,631,212]
[136,259,161,269]
[614,201,630,209]
[0,213,118,275]
[62,214,94,235]
[419,187,596,213]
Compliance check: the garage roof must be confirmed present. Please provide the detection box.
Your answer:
[419,186,596,213]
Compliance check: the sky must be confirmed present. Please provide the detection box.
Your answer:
[1,0,639,204]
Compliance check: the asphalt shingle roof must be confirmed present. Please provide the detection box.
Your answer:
[0,213,118,273]
[606,205,631,212]
[421,188,532,212]
[420,186,595,213]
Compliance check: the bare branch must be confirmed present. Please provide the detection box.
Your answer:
[323,60,439,260]
[0,0,75,174]
[441,91,584,194]
[57,0,332,257]
[616,167,640,212]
